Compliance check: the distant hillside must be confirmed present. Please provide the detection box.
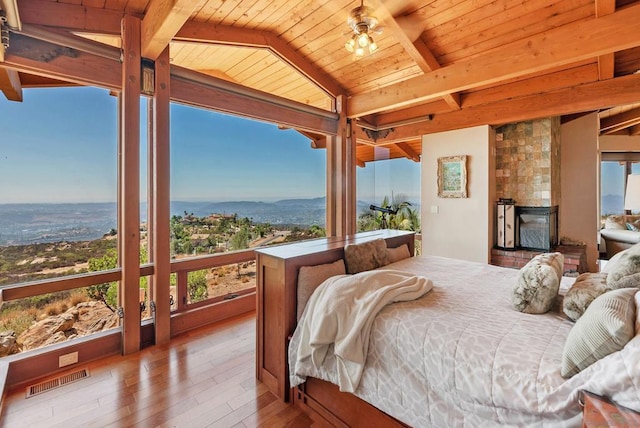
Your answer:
[1,197,422,246]
[172,198,327,226]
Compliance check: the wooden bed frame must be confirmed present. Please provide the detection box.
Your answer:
[255,230,414,426]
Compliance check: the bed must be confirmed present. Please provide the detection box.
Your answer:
[285,251,640,427]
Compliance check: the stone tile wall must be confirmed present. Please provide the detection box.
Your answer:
[495,117,561,207]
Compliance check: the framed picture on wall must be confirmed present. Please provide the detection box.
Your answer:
[437,155,468,198]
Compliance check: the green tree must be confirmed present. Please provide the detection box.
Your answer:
[358,193,420,232]
[87,249,118,311]
[187,270,208,303]
[230,227,250,251]
[87,247,149,312]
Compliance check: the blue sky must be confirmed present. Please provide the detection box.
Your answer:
[0,86,421,204]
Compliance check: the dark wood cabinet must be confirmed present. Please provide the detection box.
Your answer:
[255,230,415,402]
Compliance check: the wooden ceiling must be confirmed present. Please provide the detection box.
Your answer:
[2,0,640,165]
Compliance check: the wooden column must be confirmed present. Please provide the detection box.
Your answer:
[326,95,350,237]
[152,46,171,345]
[345,116,357,235]
[120,14,142,355]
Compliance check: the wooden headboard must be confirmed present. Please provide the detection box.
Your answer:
[255,230,415,402]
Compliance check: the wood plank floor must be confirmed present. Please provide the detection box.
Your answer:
[0,312,317,428]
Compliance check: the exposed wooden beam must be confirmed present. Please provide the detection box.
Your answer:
[18,0,126,34]
[0,67,23,101]
[600,106,640,134]
[356,73,640,142]
[372,63,600,128]
[395,142,420,162]
[3,48,121,90]
[141,0,202,60]
[372,0,460,110]
[170,69,338,135]
[175,22,344,98]
[348,4,640,117]
[596,0,616,80]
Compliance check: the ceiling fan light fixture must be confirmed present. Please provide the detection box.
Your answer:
[345,37,355,52]
[344,0,380,57]
[357,32,369,48]
[369,39,377,53]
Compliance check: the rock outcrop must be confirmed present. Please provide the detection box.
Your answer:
[17,301,119,352]
[0,331,21,356]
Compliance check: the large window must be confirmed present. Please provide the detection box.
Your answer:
[0,87,119,354]
[601,153,640,223]
[168,105,327,304]
[356,152,421,234]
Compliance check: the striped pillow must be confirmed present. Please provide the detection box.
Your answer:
[561,288,637,378]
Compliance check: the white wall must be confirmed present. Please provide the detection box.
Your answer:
[421,125,495,263]
[560,113,599,272]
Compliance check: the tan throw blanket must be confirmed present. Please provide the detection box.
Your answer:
[294,269,433,392]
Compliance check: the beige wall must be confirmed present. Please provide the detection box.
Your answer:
[421,125,495,263]
[560,113,599,272]
[599,134,640,151]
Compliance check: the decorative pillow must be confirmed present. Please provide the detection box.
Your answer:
[600,248,629,274]
[297,259,346,320]
[512,252,564,314]
[605,244,640,289]
[627,222,640,232]
[636,290,640,334]
[563,272,609,321]
[561,287,637,378]
[344,238,389,274]
[605,215,627,230]
[387,244,411,264]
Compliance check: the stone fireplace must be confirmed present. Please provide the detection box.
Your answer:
[490,118,586,274]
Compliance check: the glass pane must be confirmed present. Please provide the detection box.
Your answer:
[356,154,421,234]
[601,160,625,224]
[0,87,119,355]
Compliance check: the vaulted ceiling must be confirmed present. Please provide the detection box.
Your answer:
[2,0,640,165]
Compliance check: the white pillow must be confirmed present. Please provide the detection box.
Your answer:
[512,252,564,314]
[635,290,640,334]
[297,259,346,320]
[605,244,640,289]
[600,249,628,274]
[561,287,637,378]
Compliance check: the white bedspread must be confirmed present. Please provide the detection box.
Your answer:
[289,255,640,427]
[293,269,433,392]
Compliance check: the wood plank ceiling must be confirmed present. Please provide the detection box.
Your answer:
[2,0,640,165]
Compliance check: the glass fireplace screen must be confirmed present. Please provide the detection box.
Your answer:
[515,206,558,251]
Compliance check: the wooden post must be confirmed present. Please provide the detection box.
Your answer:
[120,14,142,355]
[326,95,350,237]
[152,46,171,344]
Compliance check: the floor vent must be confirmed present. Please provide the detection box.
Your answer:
[26,368,90,398]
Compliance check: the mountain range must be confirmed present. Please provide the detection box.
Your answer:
[0,198,420,246]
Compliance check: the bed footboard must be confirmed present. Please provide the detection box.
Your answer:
[294,377,407,428]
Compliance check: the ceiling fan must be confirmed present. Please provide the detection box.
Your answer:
[344,0,383,57]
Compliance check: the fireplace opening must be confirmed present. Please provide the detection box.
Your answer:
[515,206,558,251]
